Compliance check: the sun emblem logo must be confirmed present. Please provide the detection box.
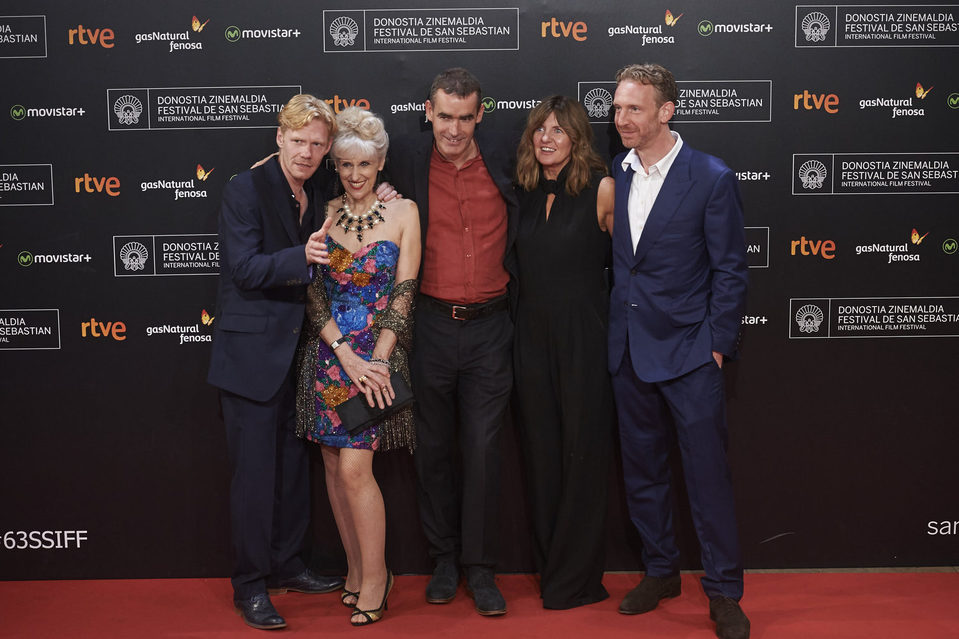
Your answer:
[114,95,143,126]
[330,16,359,47]
[798,160,827,190]
[583,88,613,119]
[801,11,830,42]
[795,304,824,334]
[119,241,149,271]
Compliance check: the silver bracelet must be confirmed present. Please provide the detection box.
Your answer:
[369,358,390,369]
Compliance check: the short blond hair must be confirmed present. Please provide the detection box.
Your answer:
[277,94,336,136]
[615,63,678,106]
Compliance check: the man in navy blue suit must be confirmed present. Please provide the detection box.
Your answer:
[208,94,344,630]
[608,64,750,639]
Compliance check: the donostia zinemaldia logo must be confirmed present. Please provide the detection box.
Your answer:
[114,95,143,125]
[798,160,827,190]
[10,104,26,121]
[583,88,613,119]
[481,97,496,112]
[119,241,149,271]
[224,25,240,42]
[795,304,824,334]
[17,251,34,267]
[697,20,714,36]
[801,11,830,42]
[330,16,359,47]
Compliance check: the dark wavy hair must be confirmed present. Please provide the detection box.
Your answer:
[428,67,482,103]
[516,95,607,196]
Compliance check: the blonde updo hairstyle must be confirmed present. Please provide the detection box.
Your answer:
[331,107,389,163]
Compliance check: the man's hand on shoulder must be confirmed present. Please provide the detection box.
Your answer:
[251,151,278,169]
[375,181,401,202]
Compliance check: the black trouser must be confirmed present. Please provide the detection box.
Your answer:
[221,368,309,599]
[411,302,512,567]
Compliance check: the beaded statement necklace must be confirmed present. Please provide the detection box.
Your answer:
[336,193,386,243]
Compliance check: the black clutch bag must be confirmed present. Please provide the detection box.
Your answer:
[336,372,414,436]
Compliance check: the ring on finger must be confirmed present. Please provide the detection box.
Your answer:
[358,375,367,383]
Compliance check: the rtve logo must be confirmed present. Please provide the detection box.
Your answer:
[790,236,836,259]
[793,90,839,113]
[67,24,115,48]
[75,173,120,196]
[325,95,370,113]
[541,18,587,41]
[81,317,127,341]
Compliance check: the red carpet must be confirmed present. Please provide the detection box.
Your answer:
[2,572,957,638]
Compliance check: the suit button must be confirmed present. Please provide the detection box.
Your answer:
[630,267,638,275]
[292,328,299,334]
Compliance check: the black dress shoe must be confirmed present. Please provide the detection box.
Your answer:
[618,574,681,615]
[710,596,750,639]
[268,569,345,594]
[425,560,459,604]
[466,566,506,616]
[234,593,287,630]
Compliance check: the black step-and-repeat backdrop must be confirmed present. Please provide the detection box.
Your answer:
[3,0,958,580]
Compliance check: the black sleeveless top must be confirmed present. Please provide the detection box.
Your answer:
[514,167,611,313]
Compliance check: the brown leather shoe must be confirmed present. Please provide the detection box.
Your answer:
[618,574,681,615]
[710,596,750,639]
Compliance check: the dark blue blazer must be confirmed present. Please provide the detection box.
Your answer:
[608,142,748,383]
[207,157,328,401]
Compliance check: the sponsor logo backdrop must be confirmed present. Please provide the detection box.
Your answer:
[2,0,957,579]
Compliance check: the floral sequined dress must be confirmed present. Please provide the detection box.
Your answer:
[296,235,417,451]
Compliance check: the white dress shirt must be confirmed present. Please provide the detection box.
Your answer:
[622,131,683,252]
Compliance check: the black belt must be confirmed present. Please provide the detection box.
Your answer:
[420,294,508,321]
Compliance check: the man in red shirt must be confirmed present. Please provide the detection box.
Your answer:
[388,68,518,617]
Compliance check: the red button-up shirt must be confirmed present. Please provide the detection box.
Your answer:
[421,146,508,304]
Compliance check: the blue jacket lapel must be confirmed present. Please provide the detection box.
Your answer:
[633,145,694,264]
[253,158,300,246]
[614,162,635,258]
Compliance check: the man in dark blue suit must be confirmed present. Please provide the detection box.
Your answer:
[608,64,750,639]
[208,94,343,630]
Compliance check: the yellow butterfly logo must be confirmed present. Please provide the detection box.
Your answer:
[201,309,215,326]
[911,228,929,245]
[192,16,210,33]
[665,10,684,26]
[197,164,214,181]
[915,82,933,99]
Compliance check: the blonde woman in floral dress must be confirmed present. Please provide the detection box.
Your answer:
[295,107,420,626]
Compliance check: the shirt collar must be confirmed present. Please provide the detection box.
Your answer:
[621,131,683,177]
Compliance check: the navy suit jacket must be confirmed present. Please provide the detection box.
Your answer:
[386,129,520,305]
[608,142,748,383]
[207,157,330,402]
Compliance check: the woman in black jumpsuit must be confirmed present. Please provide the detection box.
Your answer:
[512,96,616,609]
